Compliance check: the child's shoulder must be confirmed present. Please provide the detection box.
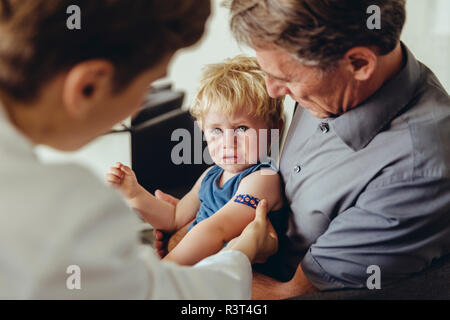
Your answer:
[237,168,283,210]
[191,165,216,192]
[240,168,281,189]
[200,165,217,179]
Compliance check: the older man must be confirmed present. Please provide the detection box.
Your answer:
[226,0,450,299]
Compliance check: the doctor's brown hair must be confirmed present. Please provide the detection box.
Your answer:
[226,0,405,69]
[0,0,210,102]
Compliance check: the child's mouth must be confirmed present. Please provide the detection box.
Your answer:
[222,155,238,163]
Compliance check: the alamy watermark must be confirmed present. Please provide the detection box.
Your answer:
[66,264,81,290]
[64,264,381,290]
[366,265,381,289]
[170,122,280,171]
[66,4,381,31]
[367,5,381,30]
[66,5,81,30]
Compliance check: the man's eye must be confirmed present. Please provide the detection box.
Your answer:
[235,126,249,133]
[212,128,222,135]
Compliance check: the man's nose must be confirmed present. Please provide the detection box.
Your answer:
[265,77,289,98]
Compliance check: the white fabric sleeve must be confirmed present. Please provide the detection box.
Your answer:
[26,164,251,299]
[144,250,252,299]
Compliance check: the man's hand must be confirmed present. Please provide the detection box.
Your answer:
[153,229,169,258]
[154,189,180,206]
[225,199,278,264]
[252,265,317,300]
[153,189,180,258]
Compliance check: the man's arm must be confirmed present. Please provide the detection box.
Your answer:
[300,176,450,291]
[254,175,450,299]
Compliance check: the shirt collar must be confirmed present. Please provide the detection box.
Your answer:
[330,43,423,151]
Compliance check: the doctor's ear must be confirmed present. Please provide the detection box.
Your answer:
[343,47,378,81]
[62,60,115,119]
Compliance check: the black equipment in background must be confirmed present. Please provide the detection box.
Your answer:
[131,85,210,199]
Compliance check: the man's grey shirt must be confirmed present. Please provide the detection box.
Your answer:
[279,44,450,290]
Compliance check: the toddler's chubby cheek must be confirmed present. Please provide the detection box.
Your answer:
[208,148,225,164]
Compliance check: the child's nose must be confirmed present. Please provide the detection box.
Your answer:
[223,129,237,148]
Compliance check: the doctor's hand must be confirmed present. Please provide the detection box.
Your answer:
[105,162,140,200]
[224,199,278,264]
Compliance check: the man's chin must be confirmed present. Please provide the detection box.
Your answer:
[294,100,331,118]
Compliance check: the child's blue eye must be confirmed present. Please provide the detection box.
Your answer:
[235,126,249,133]
[212,128,222,135]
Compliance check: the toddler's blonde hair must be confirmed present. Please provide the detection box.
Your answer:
[190,55,284,128]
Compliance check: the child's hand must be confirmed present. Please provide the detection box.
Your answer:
[105,162,140,200]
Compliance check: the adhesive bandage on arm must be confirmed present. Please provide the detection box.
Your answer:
[233,194,260,209]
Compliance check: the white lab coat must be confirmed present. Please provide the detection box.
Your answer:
[0,105,252,299]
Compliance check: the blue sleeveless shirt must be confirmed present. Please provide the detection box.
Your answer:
[188,162,289,236]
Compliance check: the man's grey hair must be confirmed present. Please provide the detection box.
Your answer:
[225,0,406,70]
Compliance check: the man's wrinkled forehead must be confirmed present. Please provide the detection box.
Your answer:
[254,45,304,82]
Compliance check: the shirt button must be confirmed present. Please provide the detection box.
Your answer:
[294,165,301,173]
[319,122,329,133]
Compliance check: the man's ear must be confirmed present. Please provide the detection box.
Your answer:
[343,47,378,81]
[62,60,114,119]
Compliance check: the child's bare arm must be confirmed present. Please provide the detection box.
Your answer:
[107,163,212,233]
[106,162,176,230]
[146,166,213,232]
[139,182,198,233]
[163,169,283,265]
